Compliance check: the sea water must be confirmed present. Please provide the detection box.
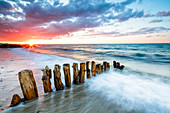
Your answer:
[31,43,170,113]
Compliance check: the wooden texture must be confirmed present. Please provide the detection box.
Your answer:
[113,61,117,68]
[45,66,52,79]
[41,68,52,93]
[86,61,91,78]
[116,62,120,69]
[18,69,38,100]
[107,62,110,70]
[10,94,21,107]
[79,63,85,83]
[91,61,96,76]
[53,64,64,90]
[96,64,102,74]
[101,65,105,73]
[63,64,71,87]
[103,61,107,71]
[119,65,125,70]
[72,63,79,84]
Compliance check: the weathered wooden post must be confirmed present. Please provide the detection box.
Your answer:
[107,62,110,70]
[53,64,64,90]
[10,94,21,107]
[113,61,117,68]
[96,64,102,74]
[79,63,85,83]
[41,68,52,93]
[101,65,105,73]
[63,64,71,88]
[86,61,91,78]
[103,61,107,71]
[18,69,38,100]
[119,65,125,70]
[116,62,120,69]
[91,61,96,76]
[45,66,52,79]
[72,63,79,84]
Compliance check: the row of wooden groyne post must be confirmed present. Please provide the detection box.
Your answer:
[10,61,125,107]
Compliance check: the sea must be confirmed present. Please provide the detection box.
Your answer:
[0,43,170,113]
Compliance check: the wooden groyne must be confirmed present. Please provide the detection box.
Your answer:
[10,60,125,107]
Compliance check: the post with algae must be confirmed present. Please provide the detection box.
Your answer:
[91,61,96,76]
[103,61,107,71]
[72,63,79,84]
[79,63,85,83]
[53,64,64,90]
[96,64,102,74]
[63,64,71,88]
[45,66,52,79]
[101,65,105,73]
[41,67,52,93]
[18,69,38,100]
[86,61,91,78]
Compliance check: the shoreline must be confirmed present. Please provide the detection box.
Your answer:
[1,44,170,113]
[0,48,80,111]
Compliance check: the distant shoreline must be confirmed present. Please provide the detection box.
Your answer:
[0,43,30,48]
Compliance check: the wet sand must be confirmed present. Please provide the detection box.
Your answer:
[4,84,134,113]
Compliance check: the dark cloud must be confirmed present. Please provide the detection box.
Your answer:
[0,1,12,10]
[157,10,170,17]
[110,9,144,22]
[149,19,163,23]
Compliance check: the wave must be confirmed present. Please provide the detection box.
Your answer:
[87,70,170,113]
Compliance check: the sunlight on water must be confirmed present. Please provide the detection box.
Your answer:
[88,70,170,113]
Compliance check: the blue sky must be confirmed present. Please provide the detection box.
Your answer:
[0,0,170,44]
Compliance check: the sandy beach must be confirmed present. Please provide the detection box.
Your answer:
[0,48,132,113]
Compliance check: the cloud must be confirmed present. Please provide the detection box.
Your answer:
[110,9,144,22]
[157,10,170,17]
[0,1,12,10]
[149,19,163,23]
[0,0,156,42]
[131,27,170,34]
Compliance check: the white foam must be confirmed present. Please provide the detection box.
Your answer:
[87,70,170,113]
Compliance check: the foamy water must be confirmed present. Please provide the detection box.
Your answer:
[88,69,170,113]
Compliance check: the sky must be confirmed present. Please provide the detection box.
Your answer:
[0,0,170,44]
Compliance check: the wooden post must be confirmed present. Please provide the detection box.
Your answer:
[79,63,85,83]
[119,65,125,70]
[53,64,64,90]
[45,66,52,79]
[101,65,105,73]
[116,62,120,69]
[113,61,117,68]
[18,69,38,100]
[103,61,107,71]
[10,94,21,107]
[72,63,79,84]
[86,61,91,78]
[107,62,110,70]
[63,64,71,88]
[91,61,96,76]
[96,64,102,74]
[41,69,52,93]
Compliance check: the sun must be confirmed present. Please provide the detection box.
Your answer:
[24,40,37,47]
